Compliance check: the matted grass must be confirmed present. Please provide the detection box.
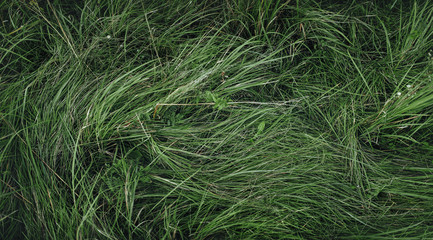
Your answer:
[1,0,433,239]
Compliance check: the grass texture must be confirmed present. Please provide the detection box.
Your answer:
[1,0,433,239]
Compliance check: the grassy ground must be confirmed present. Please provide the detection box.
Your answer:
[1,0,433,239]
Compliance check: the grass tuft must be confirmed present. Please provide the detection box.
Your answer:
[2,0,433,239]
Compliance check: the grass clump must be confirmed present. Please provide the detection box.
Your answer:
[1,0,433,239]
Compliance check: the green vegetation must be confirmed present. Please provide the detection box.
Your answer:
[2,0,433,239]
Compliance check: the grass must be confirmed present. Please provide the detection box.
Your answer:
[1,0,433,239]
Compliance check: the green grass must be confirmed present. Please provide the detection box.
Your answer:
[1,0,433,239]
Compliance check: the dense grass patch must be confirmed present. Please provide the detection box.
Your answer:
[2,0,433,239]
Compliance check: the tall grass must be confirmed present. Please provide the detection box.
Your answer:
[1,0,433,239]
